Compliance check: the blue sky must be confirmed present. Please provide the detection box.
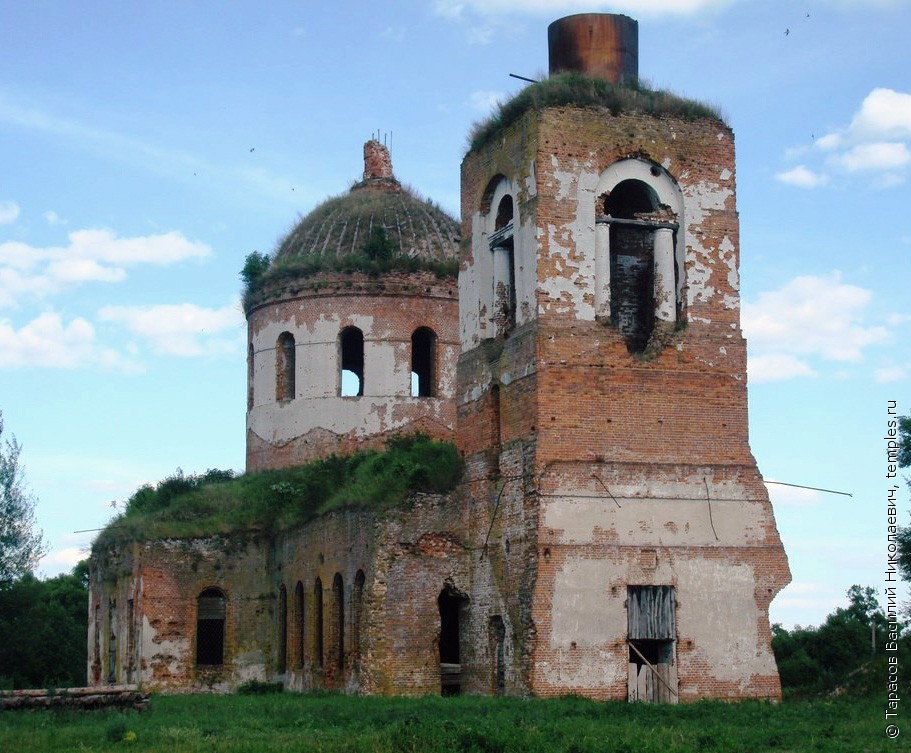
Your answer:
[1,0,909,629]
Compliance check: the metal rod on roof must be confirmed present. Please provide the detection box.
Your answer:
[509,73,539,83]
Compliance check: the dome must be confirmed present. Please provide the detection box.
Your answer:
[274,141,460,265]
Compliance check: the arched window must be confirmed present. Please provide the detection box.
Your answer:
[411,327,437,397]
[247,343,255,410]
[314,577,324,668]
[352,570,365,669]
[278,584,288,674]
[490,195,516,334]
[602,179,660,353]
[295,580,305,670]
[339,327,364,397]
[332,573,345,678]
[196,588,227,666]
[276,332,296,402]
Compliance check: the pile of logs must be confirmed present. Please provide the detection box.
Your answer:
[0,685,150,711]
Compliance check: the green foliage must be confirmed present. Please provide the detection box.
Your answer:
[772,585,910,698]
[0,692,897,753]
[240,251,271,312]
[362,225,395,261]
[898,415,911,468]
[236,679,284,695]
[0,561,88,689]
[96,435,461,548]
[0,411,45,586]
[469,73,725,153]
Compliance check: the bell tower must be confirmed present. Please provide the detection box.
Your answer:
[457,13,790,701]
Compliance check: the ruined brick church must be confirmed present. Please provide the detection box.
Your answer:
[89,14,790,702]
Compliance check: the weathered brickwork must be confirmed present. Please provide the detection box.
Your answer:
[90,15,790,703]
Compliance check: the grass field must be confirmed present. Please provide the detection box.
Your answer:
[0,692,899,753]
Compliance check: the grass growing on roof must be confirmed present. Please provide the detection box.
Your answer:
[469,72,725,153]
[93,434,461,549]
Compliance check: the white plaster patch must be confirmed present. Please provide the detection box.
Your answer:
[141,614,190,684]
[719,168,732,181]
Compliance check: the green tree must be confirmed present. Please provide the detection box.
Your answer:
[0,412,44,586]
[0,561,88,689]
[772,585,909,697]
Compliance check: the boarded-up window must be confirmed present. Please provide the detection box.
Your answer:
[352,570,365,670]
[332,573,345,680]
[314,578,324,668]
[627,585,677,703]
[197,588,227,666]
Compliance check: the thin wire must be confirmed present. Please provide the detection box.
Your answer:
[590,474,622,508]
[764,480,852,497]
[704,477,719,541]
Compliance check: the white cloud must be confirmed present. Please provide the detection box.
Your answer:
[775,165,828,188]
[0,311,96,368]
[40,546,88,572]
[835,141,911,172]
[747,353,816,384]
[469,90,503,113]
[0,228,211,308]
[43,210,65,225]
[97,302,244,357]
[848,88,911,141]
[743,272,889,382]
[874,365,907,383]
[0,200,20,224]
[765,482,821,508]
[784,88,911,187]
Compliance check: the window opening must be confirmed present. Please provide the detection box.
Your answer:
[489,615,506,694]
[278,584,288,674]
[438,586,469,696]
[126,598,135,684]
[352,570,365,670]
[602,180,659,353]
[107,599,117,684]
[627,585,677,703]
[295,581,305,670]
[196,587,227,666]
[490,196,516,334]
[247,343,255,410]
[333,574,345,680]
[92,604,101,684]
[276,332,295,402]
[340,327,364,397]
[411,327,437,397]
[314,578,324,668]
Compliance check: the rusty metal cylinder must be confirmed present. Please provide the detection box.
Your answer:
[548,14,638,85]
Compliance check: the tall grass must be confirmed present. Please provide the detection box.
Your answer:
[469,73,725,153]
[94,434,461,549]
[0,692,894,753]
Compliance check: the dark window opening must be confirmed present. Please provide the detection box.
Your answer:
[196,588,227,666]
[627,585,677,703]
[489,615,506,695]
[295,581,305,670]
[314,578,324,668]
[278,584,288,674]
[352,570,365,670]
[333,573,345,680]
[247,343,255,410]
[495,195,514,231]
[126,598,135,683]
[276,332,295,402]
[340,327,364,397]
[438,587,469,696]
[411,327,437,397]
[107,599,117,684]
[603,180,660,353]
